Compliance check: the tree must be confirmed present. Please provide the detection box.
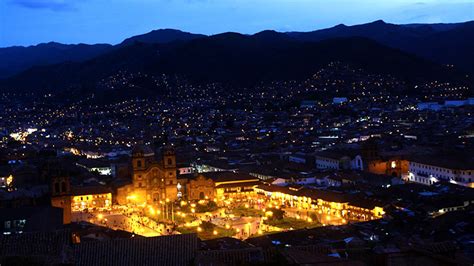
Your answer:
[309,212,319,223]
[268,208,285,220]
[201,221,214,231]
[196,201,218,213]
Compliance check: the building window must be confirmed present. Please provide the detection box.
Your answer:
[137,160,142,168]
[391,161,396,169]
[167,158,172,165]
[4,221,11,229]
[13,220,26,229]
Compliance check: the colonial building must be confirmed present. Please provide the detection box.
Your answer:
[367,158,409,177]
[71,186,112,211]
[177,172,260,201]
[117,145,178,205]
[361,138,409,178]
[404,156,474,187]
[255,184,385,222]
[315,150,363,171]
[51,175,113,223]
[50,176,72,224]
[202,172,260,200]
[177,174,215,201]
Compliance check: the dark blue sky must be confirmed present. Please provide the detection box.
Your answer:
[1,0,473,47]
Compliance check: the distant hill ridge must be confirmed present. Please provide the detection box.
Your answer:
[0,29,204,79]
[0,20,472,91]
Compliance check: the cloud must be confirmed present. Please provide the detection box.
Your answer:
[10,0,81,11]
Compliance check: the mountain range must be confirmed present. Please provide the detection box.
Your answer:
[0,20,472,92]
[0,29,203,79]
[287,20,474,74]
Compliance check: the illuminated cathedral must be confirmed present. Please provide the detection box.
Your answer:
[117,145,178,205]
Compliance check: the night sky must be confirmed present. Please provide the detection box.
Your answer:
[1,0,473,47]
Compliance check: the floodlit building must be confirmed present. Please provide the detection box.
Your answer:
[202,172,260,200]
[117,145,178,205]
[367,158,409,177]
[404,157,474,187]
[177,174,215,201]
[50,176,72,224]
[71,186,112,211]
[255,184,385,222]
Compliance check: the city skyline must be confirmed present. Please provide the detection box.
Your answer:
[1,1,473,265]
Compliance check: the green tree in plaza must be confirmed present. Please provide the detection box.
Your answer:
[267,208,285,220]
[201,221,215,231]
[309,212,319,222]
[196,201,218,213]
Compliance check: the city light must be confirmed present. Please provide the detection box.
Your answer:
[3,6,473,264]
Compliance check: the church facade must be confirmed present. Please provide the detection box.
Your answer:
[117,145,178,205]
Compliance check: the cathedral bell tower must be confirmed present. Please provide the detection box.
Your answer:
[361,138,379,160]
[162,146,178,201]
[132,145,146,171]
[163,146,176,169]
[50,176,72,224]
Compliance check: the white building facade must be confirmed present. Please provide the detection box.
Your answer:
[315,155,363,171]
[404,161,474,187]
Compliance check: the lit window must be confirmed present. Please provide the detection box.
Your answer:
[391,161,396,169]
